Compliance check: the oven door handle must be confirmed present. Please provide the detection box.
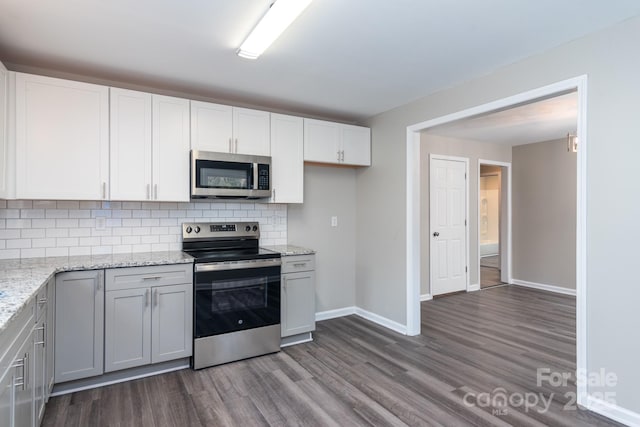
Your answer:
[195,259,281,272]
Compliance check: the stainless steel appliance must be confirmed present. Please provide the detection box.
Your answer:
[190,150,271,199]
[182,221,281,369]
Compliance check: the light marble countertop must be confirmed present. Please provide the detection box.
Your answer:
[0,251,193,334]
[262,245,315,256]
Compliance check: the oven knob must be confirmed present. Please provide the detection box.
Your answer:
[238,319,244,325]
[185,226,192,234]
[194,226,201,233]
[245,225,251,232]
[252,225,258,232]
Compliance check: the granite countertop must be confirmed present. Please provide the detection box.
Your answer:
[262,245,315,256]
[0,251,193,333]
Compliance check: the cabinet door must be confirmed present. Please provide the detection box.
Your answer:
[33,312,47,424]
[46,277,55,399]
[152,95,190,202]
[105,288,151,372]
[341,124,371,166]
[151,284,192,363]
[270,114,303,203]
[190,100,232,152]
[281,271,316,337]
[0,61,7,198]
[110,88,153,201]
[0,364,13,427]
[303,118,341,164]
[232,107,270,156]
[55,270,104,383]
[15,73,109,200]
[13,335,33,427]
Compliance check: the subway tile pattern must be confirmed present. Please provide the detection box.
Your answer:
[0,200,287,260]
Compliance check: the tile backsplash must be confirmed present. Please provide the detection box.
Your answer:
[0,200,287,260]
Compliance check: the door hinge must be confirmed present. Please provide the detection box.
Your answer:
[465,266,468,273]
[465,173,467,179]
[465,219,467,226]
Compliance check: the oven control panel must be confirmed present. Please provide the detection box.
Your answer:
[182,222,260,240]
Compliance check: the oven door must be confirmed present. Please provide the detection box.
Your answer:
[194,260,280,338]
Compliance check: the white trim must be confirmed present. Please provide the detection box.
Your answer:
[512,279,576,296]
[355,307,407,335]
[406,130,422,336]
[468,283,480,292]
[315,306,356,322]
[586,395,640,427]
[280,333,313,348]
[420,293,432,301]
[406,75,588,408]
[478,159,513,285]
[50,362,189,396]
[429,154,470,295]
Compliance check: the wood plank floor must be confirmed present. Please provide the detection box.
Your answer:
[43,286,620,426]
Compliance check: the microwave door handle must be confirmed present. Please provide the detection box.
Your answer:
[252,163,259,190]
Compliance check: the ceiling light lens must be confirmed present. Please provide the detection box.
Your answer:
[237,0,312,59]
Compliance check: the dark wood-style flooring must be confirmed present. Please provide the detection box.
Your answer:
[43,286,619,426]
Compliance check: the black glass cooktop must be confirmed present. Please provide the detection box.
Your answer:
[184,247,280,263]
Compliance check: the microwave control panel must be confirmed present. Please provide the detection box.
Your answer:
[257,164,270,190]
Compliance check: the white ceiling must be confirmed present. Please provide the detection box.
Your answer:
[0,1,639,122]
[425,92,578,146]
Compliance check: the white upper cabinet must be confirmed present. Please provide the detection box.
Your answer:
[270,113,303,203]
[0,61,7,198]
[303,118,371,167]
[15,73,109,200]
[190,101,232,153]
[110,88,153,201]
[232,107,270,156]
[191,101,270,156]
[341,124,371,166]
[152,95,190,202]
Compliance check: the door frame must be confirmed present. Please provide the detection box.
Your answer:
[405,75,587,406]
[429,154,470,296]
[478,159,512,286]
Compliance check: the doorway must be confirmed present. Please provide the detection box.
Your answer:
[479,162,509,288]
[406,75,587,405]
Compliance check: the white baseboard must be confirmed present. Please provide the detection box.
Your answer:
[587,394,640,426]
[315,306,356,321]
[512,279,576,296]
[468,283,480,292]
[354,307,407,335]
[420,293,432,301]
[316,306,407,335]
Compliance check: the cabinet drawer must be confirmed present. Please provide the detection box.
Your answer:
[35,281,49,321]
[105,264,193,291]
[0,299,34,376]
[281,255,315,274]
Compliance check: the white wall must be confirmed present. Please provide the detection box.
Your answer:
[0,200,286,259]
[419,134,511,295]
[288,165,357,313]
[360,15,640,415]
[512,139,576,289]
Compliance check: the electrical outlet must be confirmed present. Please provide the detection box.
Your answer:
[96,217,106,231]
[331,216,338,227]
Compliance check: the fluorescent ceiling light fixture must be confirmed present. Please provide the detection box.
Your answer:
[237,0,312,59]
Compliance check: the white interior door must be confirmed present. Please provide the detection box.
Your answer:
[430,156,468,296]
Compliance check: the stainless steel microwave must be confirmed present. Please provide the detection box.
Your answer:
[190,150,271,199]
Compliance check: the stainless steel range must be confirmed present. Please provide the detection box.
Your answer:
[182,222,281,370]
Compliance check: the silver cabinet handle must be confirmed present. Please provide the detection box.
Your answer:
[154,184,158,200]
[235,138,238,153]
[145,289,150,307]
[153,289,159,307]
[143,276,162,281]
[35,324,46,346]
[38,297,47,305]
[147,184,151,200]
[102,182,107,199]
[228,138,232,153]
[293,263,307,268]
[272,188,276,201]
[97,271,103,292]
[336,150,340,161]
[13,352,28,390]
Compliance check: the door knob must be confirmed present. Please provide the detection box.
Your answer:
[433,232,440,237]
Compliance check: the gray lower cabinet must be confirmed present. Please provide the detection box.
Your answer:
[55,270,104,383]
[0,299,35,427]
[281,255,316,338]
[45,277,55,398]
[104,264,192,373]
